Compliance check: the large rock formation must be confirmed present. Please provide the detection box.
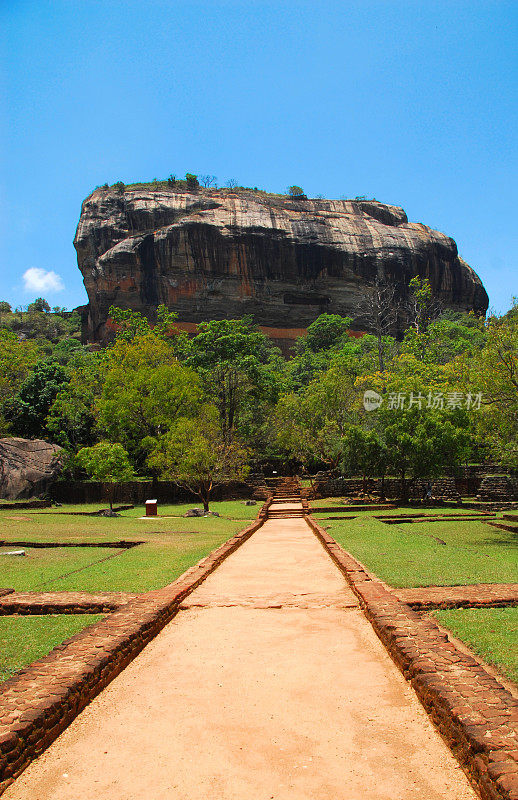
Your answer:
[0,438,63,499]
[75,187,488,344]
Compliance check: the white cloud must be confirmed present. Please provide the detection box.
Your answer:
[23,268,64,294]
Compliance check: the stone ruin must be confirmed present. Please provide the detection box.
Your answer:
[429,478,461,502]
[247,472,270,500]
[477,475,517,501]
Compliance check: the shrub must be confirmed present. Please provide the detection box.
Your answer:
[288,185,305,198]
[185,173,199,190]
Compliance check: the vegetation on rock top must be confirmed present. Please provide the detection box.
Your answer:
[92,173,372,202]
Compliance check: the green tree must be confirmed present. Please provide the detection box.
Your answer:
[288,314,356,389]
[0,331,41,434]
[341,425,388,494]
[187,317,284,445]
[6,306,78,343]
[380,406,471,499]
[8,360,68,439]
[468,308,518,469]
[97,332,204,468]
[288,186,305,197]
[28,297,51,313]
[0,301,11,325]
[407,277,441,336]
[76,442,135,510]
[304,314,352,352]
[419,315,486,364]
[108,304,189,356]
[356,344,474,498]
[148,413,249,511]
[46,350,103,450]
[50,338,84,366]
[274,351,361,470]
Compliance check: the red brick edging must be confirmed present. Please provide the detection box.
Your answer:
[306,514,518,800]
[0,500,270,795]
[0,591,139,615]
[486,522,518,534]
[396,584,518,611]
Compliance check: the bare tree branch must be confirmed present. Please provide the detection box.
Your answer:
[354,277,401,370]
[200,175,218,188]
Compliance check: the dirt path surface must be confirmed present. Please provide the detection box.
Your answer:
[4,512,477,800]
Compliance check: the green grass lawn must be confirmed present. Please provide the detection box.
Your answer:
[0,500,259,592]
[0,500,258,686]
[313,501,518,685]
[0,615,103,683]
[315,504,517,588]
[0,546,123,591]
[433,608,518,684]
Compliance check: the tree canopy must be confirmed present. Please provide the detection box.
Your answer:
[0,285,514,500]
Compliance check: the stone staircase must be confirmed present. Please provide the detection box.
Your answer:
[266,477,306,519]
[266,476,301,499]
[267,504,306,519]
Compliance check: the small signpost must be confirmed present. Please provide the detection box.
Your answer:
[145,499,158,517]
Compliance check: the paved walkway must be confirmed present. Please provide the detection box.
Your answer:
[4,509,477,799]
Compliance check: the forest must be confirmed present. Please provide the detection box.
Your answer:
[0,280,516,507]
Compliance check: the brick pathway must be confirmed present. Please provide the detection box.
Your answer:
[307,517,518,800]
[0,515,266,797]
[3,508,477,800]
[396,584,518,610]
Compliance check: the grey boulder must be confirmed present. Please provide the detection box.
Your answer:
[0,438,63,500]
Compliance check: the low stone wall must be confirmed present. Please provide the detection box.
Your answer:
[310,474,508,500]
[0,500,51,510]
[306,515,518,800]
[0,498,271,795]
[50,480,252,505]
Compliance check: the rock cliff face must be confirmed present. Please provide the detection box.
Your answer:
[75,187,488,344]
[0,438,63,499]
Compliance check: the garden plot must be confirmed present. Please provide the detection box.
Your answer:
[0,501,258,689]
[0,615,103,683]
[317,504,518,684]
[0,545,128,592]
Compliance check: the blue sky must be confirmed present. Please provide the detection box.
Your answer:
[1,0,516,314]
